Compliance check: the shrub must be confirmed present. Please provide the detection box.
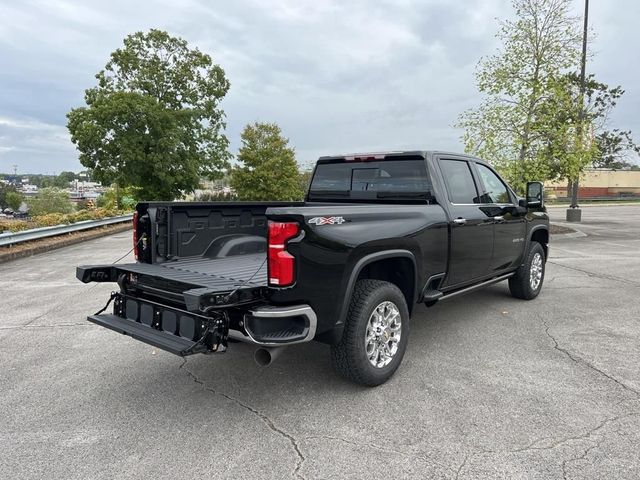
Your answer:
[5,191,23,211]
[195,191,236,202]
[96,185,140,210]
[27,188,74,215]
[0,207,131,234]
[32,213,68,227]
[0,219,31,233]
[76,199,94,211]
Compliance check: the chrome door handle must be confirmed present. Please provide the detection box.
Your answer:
[493,216,505,223]
[453,218,467,225]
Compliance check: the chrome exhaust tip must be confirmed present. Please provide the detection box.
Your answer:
[254,347,285,367]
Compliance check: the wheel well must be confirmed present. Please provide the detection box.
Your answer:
[531,229,549,258]
[356,257,415,312]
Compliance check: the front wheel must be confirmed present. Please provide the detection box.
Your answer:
[509,241,546,300]
[331,280,410,386]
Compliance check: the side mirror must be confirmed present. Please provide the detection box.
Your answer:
[526,181,544,208]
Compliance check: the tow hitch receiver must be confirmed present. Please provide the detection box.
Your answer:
[88,292,230,356]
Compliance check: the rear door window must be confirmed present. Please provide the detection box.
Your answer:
[439,159,480,204]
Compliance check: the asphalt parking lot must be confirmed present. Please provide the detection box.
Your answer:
[1,204,639,479]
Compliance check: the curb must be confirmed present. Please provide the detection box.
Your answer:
[0,223,130,264]
[550,222,587,239]
[546,203,640,208]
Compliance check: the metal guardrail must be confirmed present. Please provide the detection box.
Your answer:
[0,215,133,247]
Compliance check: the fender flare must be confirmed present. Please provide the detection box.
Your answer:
[336,249,418,327]
[525,225,549,261]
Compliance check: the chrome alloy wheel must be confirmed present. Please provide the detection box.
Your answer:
[365,301,402,368]
[530,252,543,290]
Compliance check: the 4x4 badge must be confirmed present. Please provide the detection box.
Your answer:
[308,216,346,225]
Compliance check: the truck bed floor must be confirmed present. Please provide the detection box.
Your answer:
[114,253,267,291]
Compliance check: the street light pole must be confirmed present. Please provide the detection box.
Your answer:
[567,0,589,222]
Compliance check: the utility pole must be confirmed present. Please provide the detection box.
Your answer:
[566,0,589,222]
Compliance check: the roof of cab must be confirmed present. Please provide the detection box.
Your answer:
[317,150,487,164]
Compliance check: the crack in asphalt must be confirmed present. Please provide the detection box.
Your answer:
[179,358,306,479]
[539,319,640,478]
[561,438,601,480]
[4,282,103,333]
[558,407,640,480]
[304,434,454,475]
[454,453,468,480]
[454,411,638,479]
[517,411,637,455]
[547,261,640,287]
[543,320,640,398]
[452,318,640,479]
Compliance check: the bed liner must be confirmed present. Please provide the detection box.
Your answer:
[114,252,267,292]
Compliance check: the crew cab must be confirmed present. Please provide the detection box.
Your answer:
[77,151,549,386]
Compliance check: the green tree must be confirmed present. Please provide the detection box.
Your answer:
[0,184,18,209]
[27,188,74,215]
[593,130,640,169]
[53,171,78,188]
[67,29,231,201]
[457,0,582,189]
[231,122,304,201]
[96,184,139,210]
[5,191,23,211]
[298,169,313,194]
[535,73,636,181]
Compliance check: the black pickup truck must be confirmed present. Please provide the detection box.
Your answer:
[78,151,549,386]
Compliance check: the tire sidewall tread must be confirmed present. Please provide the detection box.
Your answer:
[509,241,545,300]
[331,279,410,386]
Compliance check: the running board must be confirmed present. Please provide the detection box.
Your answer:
[439,273,515,301]
[422,289,444,302]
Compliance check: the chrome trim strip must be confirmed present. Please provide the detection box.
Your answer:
[230,305,317,347]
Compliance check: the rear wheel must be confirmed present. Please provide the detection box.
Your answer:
[331,280,409,386]
[509,241,545,300]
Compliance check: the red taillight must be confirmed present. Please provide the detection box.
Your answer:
[268,221,299,287]
[133,211,139,261]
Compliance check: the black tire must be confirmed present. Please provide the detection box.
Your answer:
[331,279,410,386]
[509,241,546,300]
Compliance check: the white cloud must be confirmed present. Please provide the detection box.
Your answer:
[0,115,75,174]
[0,0,637,173]
[0,116,62,131]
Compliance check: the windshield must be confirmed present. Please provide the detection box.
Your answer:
[308,159,433,202]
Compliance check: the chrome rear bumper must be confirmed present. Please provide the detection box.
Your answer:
[229,304,317,346]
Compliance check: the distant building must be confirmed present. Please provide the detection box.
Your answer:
[69,179,103,201]
[547,169,640,199]
[20,184,39,195]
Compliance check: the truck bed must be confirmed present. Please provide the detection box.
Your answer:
[114,253,267,291]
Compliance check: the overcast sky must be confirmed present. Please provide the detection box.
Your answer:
[0,0,637,174]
